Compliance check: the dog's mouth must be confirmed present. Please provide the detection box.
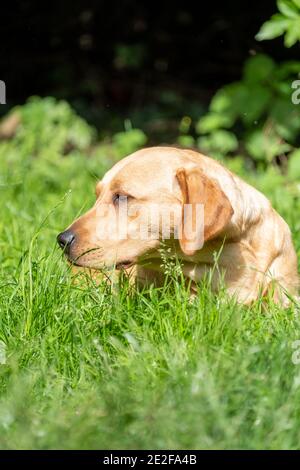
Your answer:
[67,256,135,271]
[61,240,158,271]
[115,260,135,270]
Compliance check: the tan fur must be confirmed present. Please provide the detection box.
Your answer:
[176,167,234,255]
[61,146,299,306]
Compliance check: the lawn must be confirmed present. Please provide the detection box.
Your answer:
[1,110,300,449]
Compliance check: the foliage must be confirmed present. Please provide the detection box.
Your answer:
[256,0,300,47]
[176,3,300,176]
[14,96,95,157]
[111,120,147,158]
[179,54,300,177]
[0,97,147,170]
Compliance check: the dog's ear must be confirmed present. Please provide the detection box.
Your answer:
[95,181,103,199]
[176,167,233,256]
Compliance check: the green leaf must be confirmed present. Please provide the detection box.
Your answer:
[208,84,241,125]
[245,131,265,160]
[112,128,147,157]
[179,116,192,134]
[244,54,275,83]
[177,135,195,148]
[198,130,238,156]
[288,149,300,180]
[207,79,271,127]
[274,60,300,79]
[196,113,234,133]
[209,89,232,113]
[277,0,299,18]
[256,14,289,41]
[241,85,272,124]
[284,19,300,46]
[292,0,300,8]
[246,129,291,161]
[224,83,249,119]
[271,98,300,141]
[252,166,285,194]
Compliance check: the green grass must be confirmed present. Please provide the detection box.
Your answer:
[1,145,300,450]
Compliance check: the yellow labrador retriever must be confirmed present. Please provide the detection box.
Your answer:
[57,146,299,305]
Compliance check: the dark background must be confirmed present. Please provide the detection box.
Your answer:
[0,0,297,135]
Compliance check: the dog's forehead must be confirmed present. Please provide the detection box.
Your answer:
[102,148,184,193]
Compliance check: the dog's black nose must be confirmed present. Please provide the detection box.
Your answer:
[57,230,75,253]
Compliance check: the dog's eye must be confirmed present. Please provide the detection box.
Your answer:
[112,193,119,204]
[113,193,126,205]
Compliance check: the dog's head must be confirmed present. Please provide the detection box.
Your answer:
[57,147,233,269]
